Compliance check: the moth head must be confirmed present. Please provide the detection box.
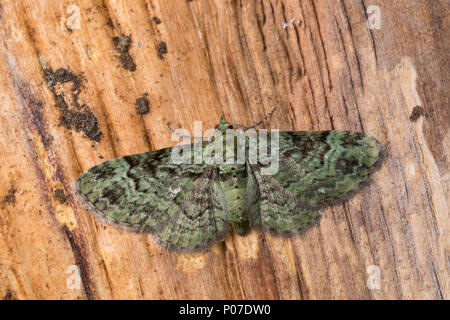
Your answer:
[215,114,234,134]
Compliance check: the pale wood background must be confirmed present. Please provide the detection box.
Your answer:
[0,0,448,299]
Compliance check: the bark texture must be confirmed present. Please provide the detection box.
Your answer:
[0,0,448,299]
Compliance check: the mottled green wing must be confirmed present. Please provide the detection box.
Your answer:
[248,131,383,234]
[75,145,229,251]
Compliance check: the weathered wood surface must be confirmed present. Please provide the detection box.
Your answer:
[0,0,448,299]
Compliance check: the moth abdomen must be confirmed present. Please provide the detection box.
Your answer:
[218,164,249,235]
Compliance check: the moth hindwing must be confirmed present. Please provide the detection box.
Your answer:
[76,116,383,251]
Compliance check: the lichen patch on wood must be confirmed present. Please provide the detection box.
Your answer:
[409,106,426,122]
[3,187,16,205]
[136,93,150,115]
[44,67,102,141]
[157,41,168,59]
[113,34,137,71]
[54,188,67,204]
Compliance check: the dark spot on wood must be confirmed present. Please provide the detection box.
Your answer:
[136,93,150,115]
[113,34,132,53]
[113,34,137,71]
[119,52,136,71]
[157,41,168,59]
[43,67,102,141]
[45,68,81,91]
[2,289,17,300]
[106,18,114,28]
[3,186,16,205]
[42,134,53,148]
[54,188,67,204]
[59,106,102,141]
[152,16,161,24]
[409,106,425,122]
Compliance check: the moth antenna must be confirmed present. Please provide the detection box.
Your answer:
[166,123,210,141]
[242,106,276,131]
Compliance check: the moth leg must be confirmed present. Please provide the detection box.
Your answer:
[231,106,276,131]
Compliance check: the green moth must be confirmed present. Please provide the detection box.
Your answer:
[75,113,383,251]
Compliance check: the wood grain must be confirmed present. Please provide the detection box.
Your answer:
[0,0,448,299]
